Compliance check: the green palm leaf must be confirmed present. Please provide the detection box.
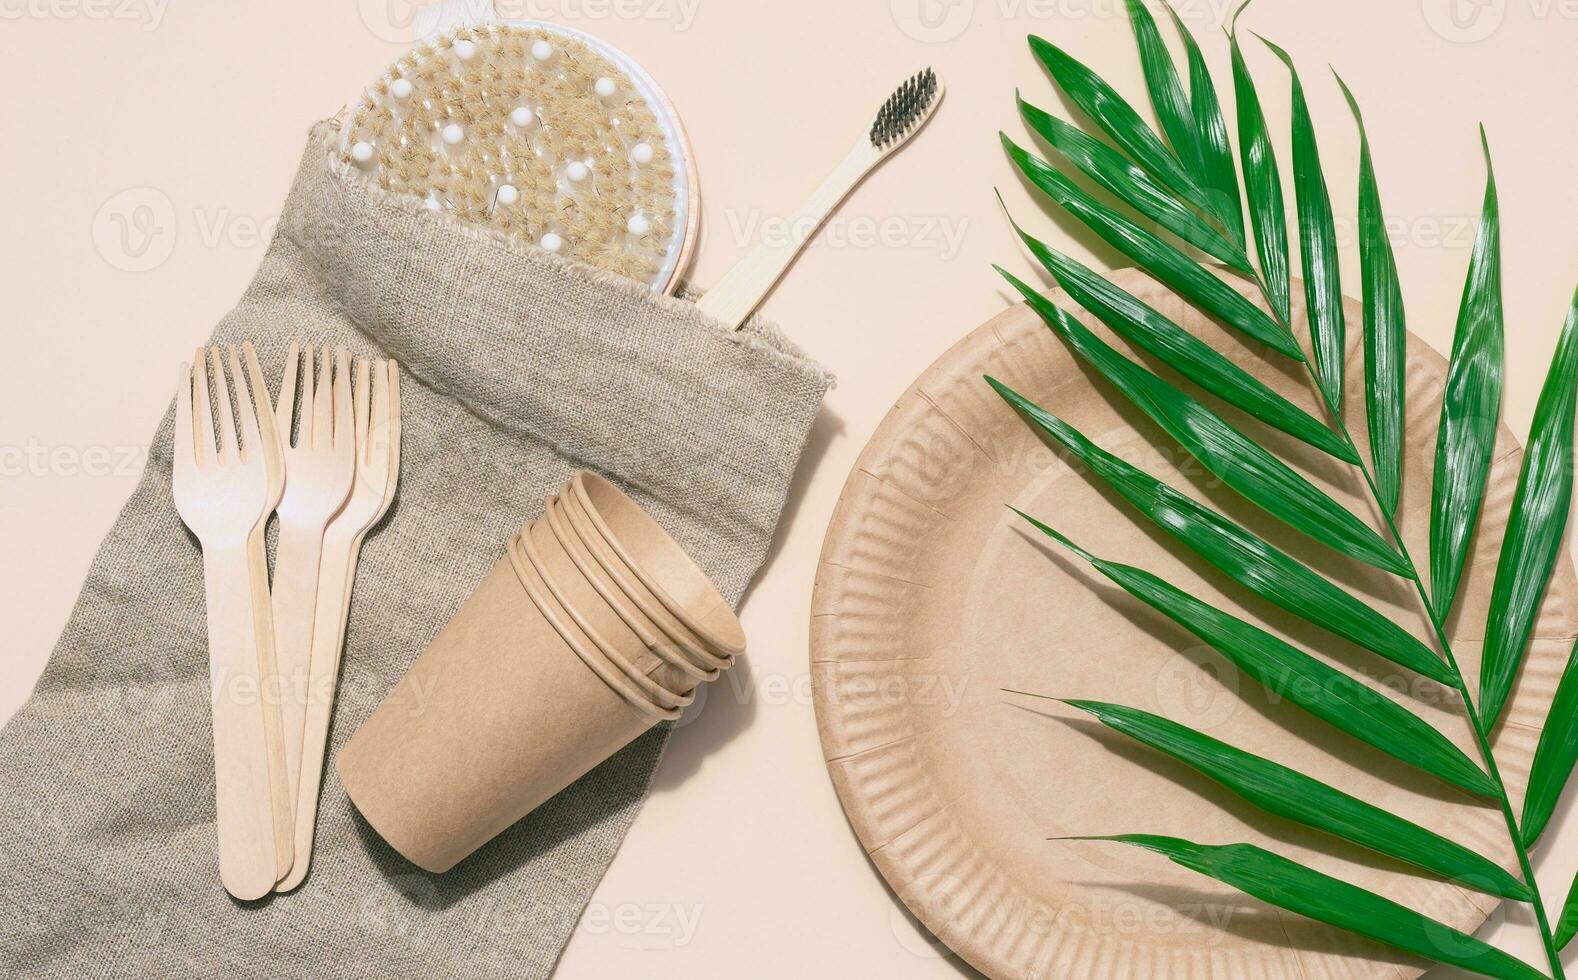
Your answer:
[1055,699,1529,900]
[1002,134,1298,357]
[1523,638,1578,846]
[1262,38,1345,413]
[1012,513,1496,797]
[989,378,1449,683]
[1016,96,1247,271]
[1082,836,1546,980]
[1123,0,1204,183]
[1337,74,1407,517]
[1481,291,1578,726]
[1026,35,1207,211]
[998,292,1408,574]
[1430,131,1505,619]
[1165,3,1245,246]
[1557,871,1578,949]
[1229,30,1291,325]
[997,235,1347,460]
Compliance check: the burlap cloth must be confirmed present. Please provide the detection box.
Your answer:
[0,122,831,978]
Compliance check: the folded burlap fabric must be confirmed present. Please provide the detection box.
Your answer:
[0,122,830,978]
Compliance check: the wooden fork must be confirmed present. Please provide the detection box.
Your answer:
[235,342,294,880]
[271,343,354,856]
[277,359,401,892]
[172,347,280,901]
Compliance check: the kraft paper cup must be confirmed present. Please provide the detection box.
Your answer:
[561,474,743,670]
[336,474,743,873]
[543,496,719,687]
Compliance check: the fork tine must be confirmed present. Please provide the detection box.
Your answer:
[209,348,240,463]
[333,348,354,452]
[193,348,216,462]
[227,347,263,462]
[242,342,280,459]
[175,362,196,475]
[370,360,391,459]
[386,360,401,455]
[353,359,373,466]
[312,346,333,451]
[277,341,300,449]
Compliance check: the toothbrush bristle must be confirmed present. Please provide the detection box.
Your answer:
[869,67,940,150]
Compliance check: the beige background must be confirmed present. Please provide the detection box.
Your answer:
[3,0,1577,976]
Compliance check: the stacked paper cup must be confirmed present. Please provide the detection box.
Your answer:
[336,471,745,873]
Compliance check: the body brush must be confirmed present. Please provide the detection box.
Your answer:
[342,17,699,293]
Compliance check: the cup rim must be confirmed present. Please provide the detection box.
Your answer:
[545,496,719,685]
[518,519,694,712]
[559,480,736,672]
[506,529,682,722]
[570,471,747,658]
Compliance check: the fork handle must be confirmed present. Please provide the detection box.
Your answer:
[277,520,364,892]
[201,542,279,901]
[272,520,328,813]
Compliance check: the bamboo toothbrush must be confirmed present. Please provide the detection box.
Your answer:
[696,68,944,331]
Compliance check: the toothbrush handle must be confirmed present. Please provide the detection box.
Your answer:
[697,140,880,331]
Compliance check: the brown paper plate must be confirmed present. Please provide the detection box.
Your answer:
[811,269,1578,979]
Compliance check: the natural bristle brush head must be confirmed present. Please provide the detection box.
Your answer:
[869,68,943,153]
[342,21,697,293]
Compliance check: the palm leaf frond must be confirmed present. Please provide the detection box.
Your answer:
[1557,873,1578,949]
[1011,512,1496,797]
[1122,0,1206,190]
[997,290,1409,574]
[1164,3,1245,246]
[1000,218,1348,460]
[1481,290,1578,725]
[1261,37,1345,413]
[1524,638,1578,846]
[1337,74,1407,517]
[1229,30,1291,325]
[1056,698,1530,900]
[1026,35,1207,210]
[1003,133,1298,357]
[1430,131,1505,619]
[1016,95,1248,271]
[1083,836,1548,980]
[989,377,1449,683]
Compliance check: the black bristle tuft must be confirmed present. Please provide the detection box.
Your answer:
[869,67,939,150]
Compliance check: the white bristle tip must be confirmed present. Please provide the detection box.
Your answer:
[595,77,616,98]
[627,214,649,236]
[497,184,519,206]
[632,142,654,164]
[454,39,476,60]
[442,123,464,145]
[566,161,589,182]
[350,141,375,164]
[541,233,563,252]
[510,106,533,127]
[390,78,413,99]
[531,40,552,60]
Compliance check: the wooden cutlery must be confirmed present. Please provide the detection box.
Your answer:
[173,342,400,897]
[270,344,355,857]
[173,345,283,901]
[278,359,400,892]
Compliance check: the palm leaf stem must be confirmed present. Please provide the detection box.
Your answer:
[1240,260,1567,978]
